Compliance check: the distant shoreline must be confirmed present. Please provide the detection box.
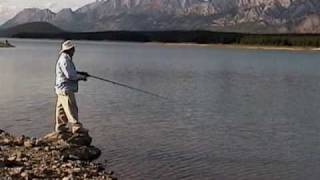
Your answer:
[0,41,14,48]
[3,29,320,51]
[6,30,320,51]
[149,42,319,52]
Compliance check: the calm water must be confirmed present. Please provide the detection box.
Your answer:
[1,39,320,180]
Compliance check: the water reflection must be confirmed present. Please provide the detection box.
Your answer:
[1,39,320,179]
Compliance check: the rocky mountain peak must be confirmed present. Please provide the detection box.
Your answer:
[57,8,73,14]
[1,0,320,33]
[2,8,55,29]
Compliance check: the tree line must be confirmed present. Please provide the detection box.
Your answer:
[11,31,320,47]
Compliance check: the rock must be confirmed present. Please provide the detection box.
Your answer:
[40,131,97,161]
[15,135,25,146]
[40,132,61,143]
[96,164,105,172]
[2,138,11,145]
[12,167,24,174]
[62,146,101,161]
[41,131,92,146]
[0,161,5,168]
[107,176,117,180]
[73,167,81,172]
[67,133,92,146]
[34,139,43,146]
[15,150,23,161]
[62,175,74,180]
[24,140,34,148]
[20,171,29,178]
[8,156,16,161]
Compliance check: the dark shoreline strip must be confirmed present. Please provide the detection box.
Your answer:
[7,31,320,47]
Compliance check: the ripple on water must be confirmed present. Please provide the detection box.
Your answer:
[2,39,320,179]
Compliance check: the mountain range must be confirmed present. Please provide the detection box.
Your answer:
[2,0,320,33]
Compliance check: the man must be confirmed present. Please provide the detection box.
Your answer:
[55,40,89,134]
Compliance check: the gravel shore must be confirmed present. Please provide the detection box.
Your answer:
[0,129,117,180]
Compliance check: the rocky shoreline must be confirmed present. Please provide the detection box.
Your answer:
[0,129,117,179]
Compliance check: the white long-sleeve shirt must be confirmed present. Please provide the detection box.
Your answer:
[55,53,80,95]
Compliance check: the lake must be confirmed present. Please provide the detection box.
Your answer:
[1,39,320,180]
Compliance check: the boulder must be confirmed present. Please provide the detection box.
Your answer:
[67,133,92,146]
[62,146,101,161]
[41,131,92,146]
[39,131,98,161]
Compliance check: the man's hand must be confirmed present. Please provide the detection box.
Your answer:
[79,75,87,81]
[77,71,90,77]
[77,71,89,81]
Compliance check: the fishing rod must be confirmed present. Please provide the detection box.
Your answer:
[78,72,170,101]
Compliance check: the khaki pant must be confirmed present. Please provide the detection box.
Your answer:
[55,93,82,133]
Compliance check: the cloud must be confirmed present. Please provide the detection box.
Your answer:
[0,0,94,24]
[0,4,19,24]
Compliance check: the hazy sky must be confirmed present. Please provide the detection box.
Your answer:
[0,0,95,24]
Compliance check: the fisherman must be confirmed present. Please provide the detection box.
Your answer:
[55,40,89,134]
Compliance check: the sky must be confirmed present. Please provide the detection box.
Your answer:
[0,0,95,24]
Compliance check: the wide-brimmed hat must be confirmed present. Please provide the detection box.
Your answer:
[59,40,75,54]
